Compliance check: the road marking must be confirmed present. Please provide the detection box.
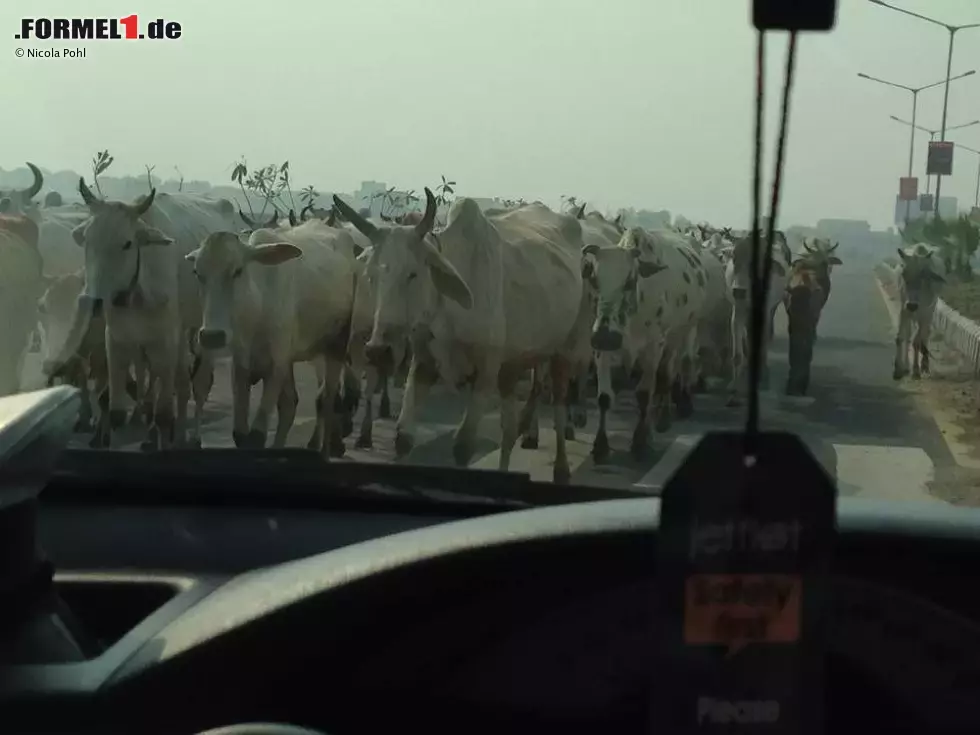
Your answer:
[633,434,701,492]
[631,433,944,503]
[468,428,595,482]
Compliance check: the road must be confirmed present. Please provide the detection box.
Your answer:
[20,264,955,501]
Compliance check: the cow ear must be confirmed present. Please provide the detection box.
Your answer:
[71,222,87,246]
[928,270,946,283]
[897,248,908,261]
[636,259,666,278]
[419,241,473,309]
[249,242,303,266]
[136,226,173,246]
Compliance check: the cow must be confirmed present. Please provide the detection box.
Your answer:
[586,226,714,462]
[517,205,619,448]
[893,243,945,381]
[725,230,791,403]
[64,182,236,449]
[0,215,43,396]
[333,190,587,484]
[38,272,156,442]
[186,219,357,456]
[0,162,44,216]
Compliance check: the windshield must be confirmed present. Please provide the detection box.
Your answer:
[4,0,980,507]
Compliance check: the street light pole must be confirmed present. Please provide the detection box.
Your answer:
[858,69,975,223]
[867,1,980,218]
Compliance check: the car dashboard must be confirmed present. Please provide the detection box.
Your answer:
[6,494,980,734]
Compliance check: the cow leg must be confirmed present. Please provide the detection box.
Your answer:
[498,365,523,472]
[314,358,345,461]
[893,311,912,380]
[186,352,212,449]
[304,358,327,450]
[247,361,290,449]
[453,369,494,468]
[172,342,191,447]
[630,361,656,459]
[270,366,299,448]
[394,355,438,458]
[378,372,392,419]
[129,349,146,426]
[518,368,541,449]
[104,336,135,449]
[355,366,380,449]
[727,306,747,406]
[141,340,178,451]
[592,352,614,463]
[570,363,588,429]
[653,349,674,433]
[231,361,252,448]
[673,327,697,419]
[550,357,572,484]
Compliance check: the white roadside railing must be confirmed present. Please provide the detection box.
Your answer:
[876,262,980,376]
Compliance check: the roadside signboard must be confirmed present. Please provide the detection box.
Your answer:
[927,141,954,176]
[899,177,918,201]
[919,194,934,212]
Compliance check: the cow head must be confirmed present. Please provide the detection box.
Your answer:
[73,178,173,310]
[332,188,471,369]
[801,238,842,273]
[185,231,302,354]
[0,162,44,215]
[584,228,667,352]
[897,244,944,313]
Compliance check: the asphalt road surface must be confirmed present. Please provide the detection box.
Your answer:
[19,263,952,502]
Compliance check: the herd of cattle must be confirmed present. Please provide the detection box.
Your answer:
[0,163,854,482]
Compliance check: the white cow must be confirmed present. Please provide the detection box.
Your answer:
[0,215,43,396]
[67,182,236,449]
[724,230,791,402]
[893,243,945,380]
[187,219,357,457]
[333,190,587,483]
[586,226,712,461]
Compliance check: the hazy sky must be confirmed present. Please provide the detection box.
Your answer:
[4,0,980,229]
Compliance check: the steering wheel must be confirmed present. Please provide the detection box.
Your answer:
[194,725,329,735]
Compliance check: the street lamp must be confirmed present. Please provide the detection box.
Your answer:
[858,69,976,222]
[867,0,980,214]
[952,142,980,208]
[889,116,980,194]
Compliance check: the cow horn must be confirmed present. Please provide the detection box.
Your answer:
[20,162,43,202]
[332,195,378,239]
[325,208,337,227]
[803,239,815,253]
[614,213,623,227]
[300,203,314,221]
[829,241,839,252]
[575,203,586,220]
[288,209,298,227]
[416,187,437,239]
[130,188,155,217]
[239,209,256,228]
[264,208,279,228]
[78,177,104,208]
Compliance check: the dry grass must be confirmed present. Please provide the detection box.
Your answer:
[941,278,980,322]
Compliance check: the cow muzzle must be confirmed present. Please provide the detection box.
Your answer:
[591,325,623,352]
[732,287,748,301]
[198,328,228,351]
[905,302,919,313]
